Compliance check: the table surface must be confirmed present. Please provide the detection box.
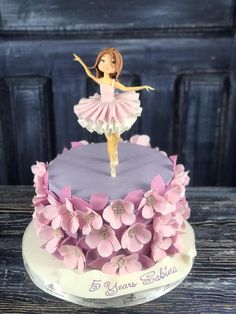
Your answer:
[0,186,235,314]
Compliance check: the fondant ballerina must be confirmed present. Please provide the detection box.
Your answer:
[73,47,155,177]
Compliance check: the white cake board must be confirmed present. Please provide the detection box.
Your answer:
[22,221,196,308]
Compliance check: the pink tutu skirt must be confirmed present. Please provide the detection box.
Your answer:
[74,91,142,134]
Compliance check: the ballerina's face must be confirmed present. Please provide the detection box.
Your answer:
[98,53,116,75]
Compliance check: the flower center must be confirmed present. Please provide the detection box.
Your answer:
[87,212,95,222]
[100,226,110,239]
[74,249,81,257]
[146,194,156,206]
[128,228,135,238]
[53,229,61,238]
[117,257,127,268]
[112,202,125,215]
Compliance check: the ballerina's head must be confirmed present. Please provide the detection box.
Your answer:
[90,47,123,80]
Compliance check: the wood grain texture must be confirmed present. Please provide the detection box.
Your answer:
[0,186,235,313]
[0,0,234,36]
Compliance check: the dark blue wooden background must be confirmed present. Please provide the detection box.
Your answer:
[0,0,235,186]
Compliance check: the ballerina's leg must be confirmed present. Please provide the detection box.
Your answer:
[113,132,121,165]
[105,133,116,177]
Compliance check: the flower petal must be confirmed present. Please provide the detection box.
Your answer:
[126,260,142,273]
[85,232,100,249]
[64,255,78,269]
[142,205,154,219]
[90,193,108,211]
[102,262,118,274]
[97,240,113,257]
[136,228,152,244]
[121,212,136,225]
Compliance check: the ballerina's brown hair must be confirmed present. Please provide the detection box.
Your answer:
[89,47,123,81]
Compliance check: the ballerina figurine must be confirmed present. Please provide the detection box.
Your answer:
[73,47,155,178]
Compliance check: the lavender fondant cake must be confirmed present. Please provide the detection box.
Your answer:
[30,134,191,275]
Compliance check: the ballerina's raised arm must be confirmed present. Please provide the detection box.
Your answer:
[73,53,155,91]
[73,53,101,85]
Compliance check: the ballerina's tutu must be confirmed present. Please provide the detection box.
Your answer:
[74,80,142,134]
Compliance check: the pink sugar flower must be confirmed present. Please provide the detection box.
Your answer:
[102,254,142,275]
[151,236,172,262]
[153,215,176,237]
[171,199,190,229]
[173,164,190,186]
[121,223,152,252]
[129,134,151,146]
[31,161,48,178]
[79,193,108,234]
[39,225,64,254]
[33,204,50,234]
[103,200,135,229]
[139,190,165,219]
[42,193,62,229]
[53,198,80,234]
[81,207,103,235]
[31,161,48,196]
[85,224,121,257]
[70,140,89,149]
[171,232,183,252]
[139,190,175,219]
[177,198,191,220]
[59,244,86,270]
[164,183,185,204]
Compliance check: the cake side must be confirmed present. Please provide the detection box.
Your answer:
[31,135,191,275]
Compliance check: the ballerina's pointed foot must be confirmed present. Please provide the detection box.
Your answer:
[113,151,119,165]
[110,162,116,177]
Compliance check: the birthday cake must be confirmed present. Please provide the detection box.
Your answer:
[30,134,191,275]
[22,47,196,307]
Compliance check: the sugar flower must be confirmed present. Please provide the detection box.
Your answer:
[70,140,89,149]
[102,254,142,275]
[121,223,152,252]
[151,236,172,262]
[164,183,185,204]
[79,193,108,234]
[85,224,121,257]
[171,232,183,252]
[129,134,151,146]
[139,190,175,219]
[42,192,61,229]
[103,199,135,229]
[33,204,50,234]
[31,161,48,205]
[39,225,64,254]
[174,164,190,185]
[53,198,80,234]
[171,198,190,229]
[139,190,165,219]
[153,214,176,237]
[81,207,103,235]
[59,244,86,271]
[177,198,191,220]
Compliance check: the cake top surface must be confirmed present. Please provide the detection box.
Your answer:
[48,142,174,201]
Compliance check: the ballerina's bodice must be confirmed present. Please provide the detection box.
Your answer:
[99,80,115,102]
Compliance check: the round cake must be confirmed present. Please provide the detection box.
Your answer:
[23,134,196,306]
